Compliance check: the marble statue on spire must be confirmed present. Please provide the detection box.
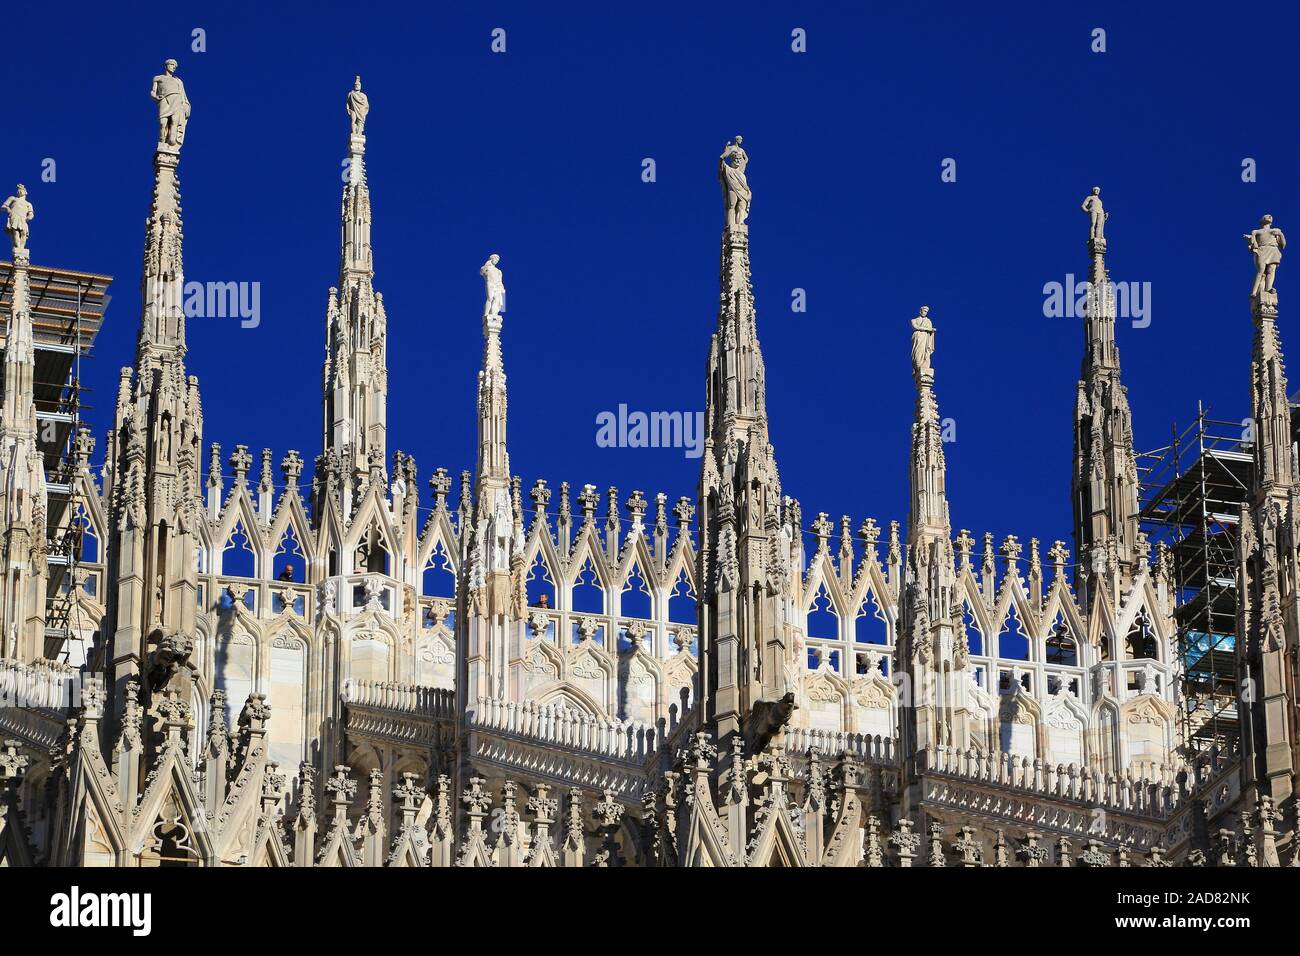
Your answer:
[481,254,505,318]
[1,185,34,254]
[1246,214,1286,298]
[720,135,751,228]
[347,76,369,136]
[151,59,191,147]
[911,305,935,384]
[1081,186,1106,242]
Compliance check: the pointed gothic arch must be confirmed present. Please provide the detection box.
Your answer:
[220,520,257,579]
[272,522,306,582]
[996,602,1032,661]
[806,582,840,640]
[619,560,652,619]
[667,566,696,625]
[570,555,606,615]
[853,589,890,645]
[523,547,557,609]
[422,539,456,597]
[1125,610,1158,661]
[1045,614,1078,666]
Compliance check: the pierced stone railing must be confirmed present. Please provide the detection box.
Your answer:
[469,695,677,766]
[783,727,899,766]
[0,658,80,712]
[919,744,1187,819]
[342,679,455,719]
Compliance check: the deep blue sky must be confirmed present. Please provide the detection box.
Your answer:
[5,1,1292,551]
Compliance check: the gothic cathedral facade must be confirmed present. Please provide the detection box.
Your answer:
[0,66,1293,868]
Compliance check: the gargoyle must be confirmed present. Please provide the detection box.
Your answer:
[742,692,797,755]
[147,630,194,691]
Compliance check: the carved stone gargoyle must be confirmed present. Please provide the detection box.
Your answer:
[742,692,797,755]
[147,629,194,691]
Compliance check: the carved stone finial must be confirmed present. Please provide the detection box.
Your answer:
[673,496,695,529]
[0,739,29,783]
[229,444,253,485]
[954,529,974,567]
[281,450,303,486]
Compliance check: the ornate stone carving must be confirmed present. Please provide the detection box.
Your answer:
[150,59,191,147]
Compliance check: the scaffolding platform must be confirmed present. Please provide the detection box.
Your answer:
[0,260,111,665]
[1138,403,1248,755]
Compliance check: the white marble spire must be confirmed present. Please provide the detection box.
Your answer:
[322,75,387,484]
[1072,187,1142,594]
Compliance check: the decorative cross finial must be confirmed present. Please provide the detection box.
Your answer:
[281,450,303,487]
[578,484,600,523]
[592,789,625,828]
[0,740,29,782]
[673,496,695,529]
[428,467,452,508]
[229,444,253,486]
[528,783,558,824]
[812,512,832,549]
[1047,539,1069,571]
[529,479,551,517]
[74,427,95,471]
[326,765,356,807]
[954,529,974,567]
[461,776,492,816]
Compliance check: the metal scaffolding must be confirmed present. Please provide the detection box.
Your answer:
[1138,402,1248,756]
[0,261,111,664]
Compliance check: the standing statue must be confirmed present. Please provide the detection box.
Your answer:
[910,306,935,384]
[2,185,34,253]
[1246,214,1286,298]
[481,254,505,318]
[719,135,751,229]
[1081,186,1107,242]
[347,76,369,136]
[151,59,191,147]
[489,488,512,571]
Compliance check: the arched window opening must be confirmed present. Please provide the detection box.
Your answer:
[571,558,605,615]
[422,541,456,597]
[1126,612,1158,660]
[72,504,99,563]
[962,603,983,655]
[853,593,889,645]
[806,585,839,640]
[355,525,390,575]
[998,605,1031,661]
[621,563,652,620]
[524,551,556,609]
[667,570,696,625]
[273,525,305,582]
[1046,618,1078,666]
[222,522,256,579]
